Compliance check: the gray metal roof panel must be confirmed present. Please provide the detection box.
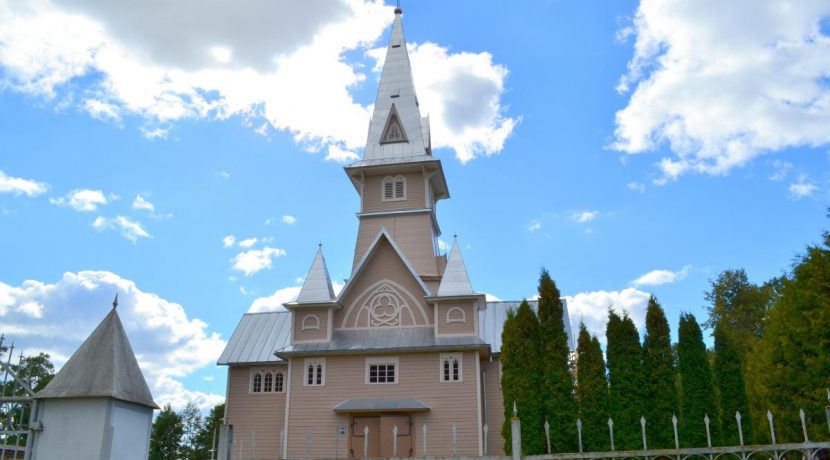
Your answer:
[333,398,430,413]
[436,237,474,296]
[296,246,336,303]
[479,300,574,353]
[276,327,486,357]
[218,311,291,365]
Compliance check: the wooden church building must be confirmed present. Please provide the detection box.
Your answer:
[218,7,572,459]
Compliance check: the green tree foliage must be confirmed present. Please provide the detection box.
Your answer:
[713,323,752,445]
[150,404,184,460]
[180,401,203,459]
[606,310,643,451]
[501,300,545,454]
[677,313,719,447]
[576,324,610,452]
[536,268,577,452]
[756,229,830,442]
[641,296,678,449]
[193,403,225,459]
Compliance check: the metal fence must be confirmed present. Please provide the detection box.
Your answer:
[0,334,36,460]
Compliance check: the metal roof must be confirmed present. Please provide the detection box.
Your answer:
[479,300,574,353]
[275,327,487,357]
[217,311,292,365]
[333,398,430,413]
[36,307,158,409]
[436,237,474,296]
[295,245,336,303]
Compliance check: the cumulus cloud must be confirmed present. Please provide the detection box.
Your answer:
[0,1,515,164]
[0,271,225,410]
[249,281,344,312]
[222,235,236,248]
[564,287,651,343]
[614,0,830,181]
[281,215,296,225]
[0,169,48,196]
[527,220,542,232]
[237,237,258,249]
[788,174,819,199]
[769,160,794,181]
[632,265,691,287]
[571,210,599,223]
[132,195,155,212]
[92,215,151,242]
[50,189,112,212]
[627,182,646,193]
[232,247,287,276]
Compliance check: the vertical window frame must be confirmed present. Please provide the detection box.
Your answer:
[439,353,463,383]
[365,356,400,384]
[303,358,326,387]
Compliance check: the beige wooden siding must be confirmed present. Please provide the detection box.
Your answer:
[292,308,329,342]
[285,352,481,458]
[337,237,431,329]
[353,214,438,276]
[226,365,287,460]
[362,172,426,213]
[482,358,505,455]
[436,303,477,336]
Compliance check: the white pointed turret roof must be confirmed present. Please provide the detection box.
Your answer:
[437,237,475,296]
[359,7,431,165]
[36,304,158,409]
[296,244,336,303]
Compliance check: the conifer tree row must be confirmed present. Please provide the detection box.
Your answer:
[606,310,643,451]
[576,324,610,452]
[677,313,719,447]
[641,297,678,449]
[713,323,751,445]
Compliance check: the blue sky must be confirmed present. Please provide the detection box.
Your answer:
[1,0,828,409]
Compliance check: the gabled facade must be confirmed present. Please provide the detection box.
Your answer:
[218,7,571,459]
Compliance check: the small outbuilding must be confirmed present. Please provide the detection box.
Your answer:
[31,298,158,460]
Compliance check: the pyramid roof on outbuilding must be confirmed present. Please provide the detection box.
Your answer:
[36,304,158,409]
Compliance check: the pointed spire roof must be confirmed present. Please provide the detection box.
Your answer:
[296,244,336,303]
[360,7,431,164]
[437,236,475,296]
[36,306,158,409]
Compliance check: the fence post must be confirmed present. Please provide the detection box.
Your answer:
[826,389,830,437]
[452,423,458,455]
[704,414,712,448]
[422,424,427,456]
[544,419,551,454]
[577,418,583,453]
[608,417,615,452]
[483,424,489,455]
[511,402,522,460]
[363,425,369,459]
[641,416,648,451]
[672,414,680,460]
[305,429,312,458]
[279,430,285,460]
[799,408,809,442]
[393,425,399,457]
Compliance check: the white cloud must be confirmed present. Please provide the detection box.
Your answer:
[437,238,450,253]
[281,215,296,225]
[0,169,48,196]
[527,220,542,232]
[0,1,515,164]
[769,160,793,181]
[237,237,258,249]
[788,174,819,198]
[571,210,599,223]
[92,216,151,242]
[219,171,231,179]
[249,281,344,312]
[222,235,236,248]
[614,0,830,181]
[0,271,225,410]
[627,182,646,193]
[51,189,111,212]
[232,247,287,276]
[632,265,691,287]
[484,292,501,302]
[132,195,155,212]
[564,287,651,342]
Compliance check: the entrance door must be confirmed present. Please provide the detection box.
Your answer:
[350,415,413,457]
[351,417,380,457]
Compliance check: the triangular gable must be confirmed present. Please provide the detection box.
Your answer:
[338,228,432,303]
[380,104,408,144]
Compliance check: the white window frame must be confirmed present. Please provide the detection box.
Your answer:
[446,306,467,324]
[249,368,286,394]
[439,353,463,383]
[251,370,263,393]
[301,314,320,331]
[382,175,406,202]
[304,358,326,387]
[365,356,399,384]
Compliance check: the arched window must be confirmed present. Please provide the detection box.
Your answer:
[382,175,406,201]
[252,372,262,393]
[263,372,273,392]
[301,314,320,331]
[440,353,462,382]
[275,372,284,393]
[305,358,325,386]
[446,307,467,324]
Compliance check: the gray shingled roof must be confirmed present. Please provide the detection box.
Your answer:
[295,245,336,303]
[36,307,158,409]
[217,311,291,365]
[436,237,474,296]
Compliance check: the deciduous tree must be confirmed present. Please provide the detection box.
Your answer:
[150,404,184,460]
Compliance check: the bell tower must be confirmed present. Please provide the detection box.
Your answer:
[345,6,450,281]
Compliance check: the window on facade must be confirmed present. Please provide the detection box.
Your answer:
[440,353,462,382]
[305,359,325,386]
[252,372,263,392]
[251,369,285,394]
[382,175,406,201]
[275,372,284,392]
[263,372,273,392]
[366,357,399,384]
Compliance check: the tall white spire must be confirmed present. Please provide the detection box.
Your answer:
[437,236,474,296]
[296,244,336,303]
[361,7,431,164]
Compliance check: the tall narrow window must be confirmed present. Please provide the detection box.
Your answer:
[304,358,325,386]
[275,372,284,392]
[263,372,273,392]
[252,372,262,392]
[382,175,406,201]
[440,353,463,382]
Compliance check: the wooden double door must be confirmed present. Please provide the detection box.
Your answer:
[350,414,413,457]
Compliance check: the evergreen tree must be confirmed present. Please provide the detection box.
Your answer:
[713,323,752,445]
[194,403,225,460]
[677,313,719,447]
[606,310,643,451]
[757,228,830,442]
[501,300,545,454]
[641,296,678,449]
[150,404,184,460]
[536,268,577,452]
[576,324,610,452]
